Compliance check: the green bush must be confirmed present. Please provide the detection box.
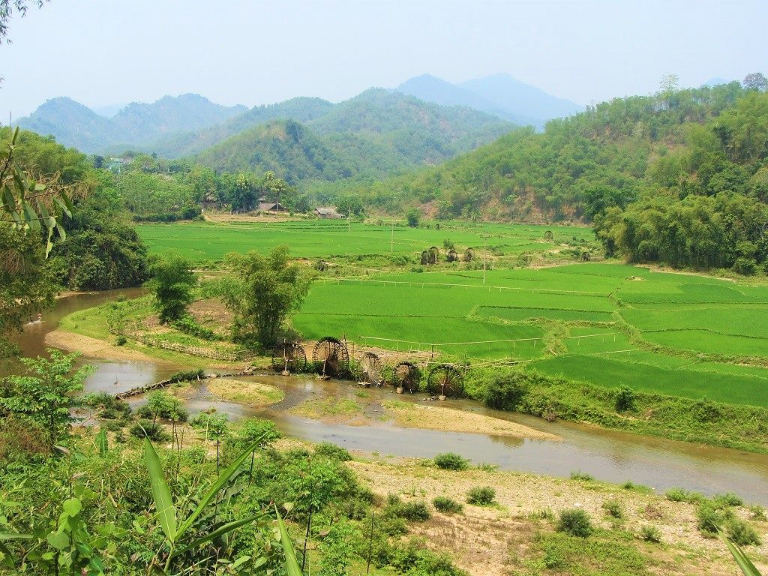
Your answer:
[614,386,636,412]
[713,492,743,507]
[726,518,762,546]
[748,505,766,521]
[433,496,463,514]
[385,495,431,522]
[129,420,170,442]
[466,486,496,506]
[697,502,729,536]
[481,372,529,411]
[557,508,593,538]
[434,452,469,471]
[570,471,594,481]
[665,487,704,503]
[315,442,352,461]
[640,525,661,543]
[602,500,623,519]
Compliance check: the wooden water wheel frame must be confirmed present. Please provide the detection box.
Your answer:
[426,364,464,397]
[360,352,383,386]
[270,341,307,373]
[392,361,420,393]
[312,337,350,378]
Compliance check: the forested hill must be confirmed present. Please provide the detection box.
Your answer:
[147,97,336,158]
[357,80,768,273]
[18,94,247,154]
[191,90,513,183]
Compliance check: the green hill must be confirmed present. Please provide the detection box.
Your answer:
[192,90,513,183]
[355,81,768,273]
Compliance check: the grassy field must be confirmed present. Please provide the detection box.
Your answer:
[293,264,768,407]
[137,220,591,262]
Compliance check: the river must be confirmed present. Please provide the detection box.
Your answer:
[10,291,768,505]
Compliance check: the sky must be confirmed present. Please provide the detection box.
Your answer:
[1,0,766,120]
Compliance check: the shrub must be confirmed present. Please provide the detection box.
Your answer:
[467,486,496,506]
[570,471,594,481]
[434,452,469,471]
[602,500,623,519]
[614,386,636,412]
[713,492,743,508]
[640,525,661,543]
[315,442,352,461]
[129,420,170,442]
[697,502,729,536]
[433,496,463,514]
[665,487,704,503]
[115,335,127,346]
[481,372,529,411]
[748,505,766,521]
[384,495,431,522]
[557,508,593,538]
[726,518,762,546]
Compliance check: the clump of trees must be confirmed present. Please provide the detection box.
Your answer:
[147,255,197,324]
[217,246,311,349]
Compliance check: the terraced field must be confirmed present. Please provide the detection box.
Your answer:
[293,264,768,407]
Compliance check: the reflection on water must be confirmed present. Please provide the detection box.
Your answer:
[11,292,768,506]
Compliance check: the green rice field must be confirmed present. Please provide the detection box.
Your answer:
[138,220,768,407]
[293,264,768,407]
[137,220,590,262]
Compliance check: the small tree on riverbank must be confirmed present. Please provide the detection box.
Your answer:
[148,255,196,324]
[218,245,311,349]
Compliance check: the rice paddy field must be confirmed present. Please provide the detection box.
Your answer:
[136,219,590,262]
[138,220,768,408]
[293,264,768,407]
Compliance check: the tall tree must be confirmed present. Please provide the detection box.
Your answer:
[743,72,768,92]
[148,256,196,324]
[219,246,311,348]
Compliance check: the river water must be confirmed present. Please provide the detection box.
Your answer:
[10,292,768,505]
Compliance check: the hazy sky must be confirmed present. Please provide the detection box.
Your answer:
[1,0,766,119]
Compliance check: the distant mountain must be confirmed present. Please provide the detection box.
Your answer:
[18,94,247,154]
[192,92,513,183]
[396,73,583,129]
[701,77,733,87]
[148,97,335,158]
[460,74,583,122]
[111,94,247,144]
[18,97,123,152]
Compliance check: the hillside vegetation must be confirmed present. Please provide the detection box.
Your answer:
[191,89,513,183]
[352,81,767,273]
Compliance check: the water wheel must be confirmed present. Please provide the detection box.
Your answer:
[270,341,307,373]
[312,337,350,378]
[361,352,382,386]
[426,364,464,397]
[393,361,420,393]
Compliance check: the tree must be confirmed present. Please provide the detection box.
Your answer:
[147,255,196,324]
[406,207,420,227]
[0,0,47,44]
[219,245,311,348]
[0,350,92,448]
[743,72,768,92]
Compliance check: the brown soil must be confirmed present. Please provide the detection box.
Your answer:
[348,459,768,576]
